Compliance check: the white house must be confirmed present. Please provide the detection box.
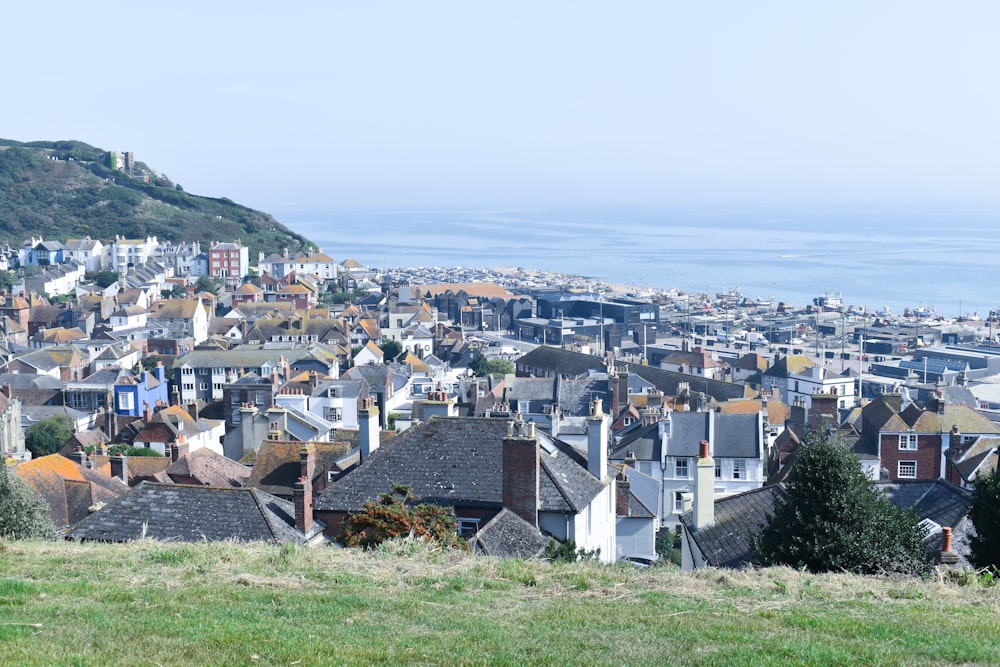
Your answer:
[610,409,766,530]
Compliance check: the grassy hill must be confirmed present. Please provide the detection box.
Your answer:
[1,538,998,666]
[0,139,314,258]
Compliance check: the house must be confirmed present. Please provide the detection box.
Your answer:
[15,454,128,530]
[7,346,85,380]
[63,237,105,272]
[131,404,225,456]
[18,237,65,267]
[658,347,726,380]
[108,236,158,274]
[613,463,660,562]
[610,409,767,530]
[208,241,250,285]
[221,402,337,460]
[259,250,338,282]
[173,346,331,404]
[353,340,384,366]
[66,481,326,545]
[14,261,86,298]
[147,298,209,344]
[314,408,618,562]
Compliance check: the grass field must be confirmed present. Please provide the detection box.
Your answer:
[1,538,998,666]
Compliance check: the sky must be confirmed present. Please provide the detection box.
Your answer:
[3,2,999,213]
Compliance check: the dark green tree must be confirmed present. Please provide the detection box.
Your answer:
[380,340,403,363]
[0,464,56,539]
[469,355,514,378]
[87,270,120,288]
[755,432,930,575]
[25,417,72,459]
[969,470,1000,569]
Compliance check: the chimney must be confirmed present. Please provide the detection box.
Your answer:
[809,394,839,432]
[694,440,714,530]
[110,454,128,485]
[423,387,456,419]
[789,397,808,426]
[882,392,902,414]
[172,435,188,462]
[587,398,608,480]
[624,450,637,469]
[938,526,959,566]
[949,425,962,455]
[171,386,181,407]
[294,476,313,534]
[502,419,540,527]
[143,401,152,423]
[615,469,631,517]
[359,397,380,462]
[299,444,315,485]
[67,446,88,467]
[187,401,200,422]
[309,371,318,390]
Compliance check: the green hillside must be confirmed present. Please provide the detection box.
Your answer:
[0,139,314,258]
[1,539,998,666]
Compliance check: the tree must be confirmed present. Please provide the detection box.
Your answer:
[195,275,223,294]
[755,432,930,575]
[469,355,514,378]
[380,340,403,363]
[25,417,72,459]
[86,270,119,288]
[339,484,466,550]
[969,470,1000,569]
[0,464,56,539]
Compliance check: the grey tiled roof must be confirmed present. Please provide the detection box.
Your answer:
[620,466,658,519]
[315,417,606,516]
[875,480,971,529]
[680,486,785,569]
[610,412,760,460]
[558,378,610,418]
[472,509,550,559]
[67,482,323,544]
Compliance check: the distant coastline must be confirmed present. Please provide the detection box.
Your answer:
[276,203,1000,318]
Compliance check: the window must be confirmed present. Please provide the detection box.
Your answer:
[898,461,917,479]
[326,407,342,422]
[457,517,480,537]
[733,459,746,480]
[255,391,266,405]
[714,459,722,479]
[183,383,194,392]
[675,458,689,479]
[899,434,918,451]
[181,367,194,375]
[674,491,686,513]
[118,393,134,411]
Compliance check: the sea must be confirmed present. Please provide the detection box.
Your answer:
[275,203,1000,320]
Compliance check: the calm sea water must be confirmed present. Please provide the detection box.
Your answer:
[275,203,1000,319]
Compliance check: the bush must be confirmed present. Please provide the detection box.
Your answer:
[755,431,930,575]
[544,538,600,563]
[969,470,1000,569]
[340,484,466,550]
[0,464,56,539]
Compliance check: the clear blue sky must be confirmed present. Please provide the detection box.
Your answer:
[4,2,998,212]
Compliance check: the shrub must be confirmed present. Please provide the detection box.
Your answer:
[755,431,930,575]
[0,464,56,539]
[969,470,1000,569]
[340,484,466,550]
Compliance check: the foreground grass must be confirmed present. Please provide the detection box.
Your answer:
[0,540,998,666]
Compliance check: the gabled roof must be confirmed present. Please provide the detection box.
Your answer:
[165,448,251,487]
[149,299,202,320]
[15,454,127,528]
[471,509,549,559]
[247,441,351,497]
[610,411,760,460]
[66,482,324,544]
[315,417,605,515]
[763,355,815,378]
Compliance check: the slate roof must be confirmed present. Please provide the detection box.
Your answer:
[66,482,324,544]
[610,411,760,460]
[471,509,550,559]
[680,485,785,568]
[616,465,658,519]
[165,448,251,487]
[681,478,973,569]
[315,416,605,515]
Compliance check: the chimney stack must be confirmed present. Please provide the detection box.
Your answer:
[615,469,631,517]
[110,454,128,485]
[502,419,540,527]
[359,397,380,462]
[587,398,608,480]
[694,440,714,530]
[938,526,959,566]
[67,446,88,468]
[172,435,188,462]
[299,444,315,485]
[294,476,313,534]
